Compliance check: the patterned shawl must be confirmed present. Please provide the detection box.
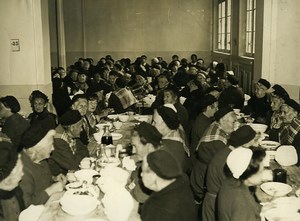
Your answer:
[114,88,137,109]
[196,122,228,151]
[279,116,300,144]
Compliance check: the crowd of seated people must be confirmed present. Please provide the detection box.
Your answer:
[0,53,300,221]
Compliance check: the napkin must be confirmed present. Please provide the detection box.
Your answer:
[122,156,137,171]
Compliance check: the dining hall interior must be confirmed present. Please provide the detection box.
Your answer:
[1,0,300,221]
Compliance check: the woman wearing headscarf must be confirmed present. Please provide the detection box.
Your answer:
[217,147,266,220]
[152,105,190,172]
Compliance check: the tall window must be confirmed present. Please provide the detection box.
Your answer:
[217,0,231,52]
[245,0,256,55]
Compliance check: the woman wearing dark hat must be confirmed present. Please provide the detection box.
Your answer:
[20,123,65,208]
[279,99,300,165]
[202,125,259,221]
[28,90,57,128]
[0,140,24,221]
[190,106,237,204]
[152,105,190,172]
[48,110,89,176]
[244,78,271,124]
[217,147,267,221]
[141,150,197,221]
[267,84,290,141]
[0,95,30,152]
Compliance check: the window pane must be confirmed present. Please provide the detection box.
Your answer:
[221,2,225,17]
[219,3,222,18]
[221,34,225,49]
[227,0,231,16]
[253,10,256,31]
[246,12,250,31]
[249,0,253,10]
[253,31,255,53]
[227,16,231,34]
[222,18,226,33]
[247,0,251,10]
[226,33,231,50]
[254,0,256,9]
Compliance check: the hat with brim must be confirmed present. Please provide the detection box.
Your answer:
[214,106,233,121]
[272,84,290,101]
[258,78,271,89]
[59,110,82,126]
[135,122,162,147]
[228,125,256,147]
[284,99,300,113]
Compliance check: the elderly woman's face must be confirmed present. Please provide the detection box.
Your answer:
[255,83,267,98]
[73,98,88,116]
[88,99,98,113]
[219,112,237,134]
[270,96,283,111]
[281,105,297,124]
[157,76,169,89]
[33,97,47,113]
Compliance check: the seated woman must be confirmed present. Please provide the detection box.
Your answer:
[108,77,137,113]
[20,123,65,208]
[267,84,290,141]
[28,90,57,128]
[0,95,30,152]
[129,74,153,99]
[48,110,89,176]
[0,139,24,221]
[278,98,300,165]
[152,105,190,172]
[217,147,266,221]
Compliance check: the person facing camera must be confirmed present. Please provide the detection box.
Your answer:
[141,149,197,221]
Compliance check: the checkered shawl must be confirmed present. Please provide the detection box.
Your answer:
[280,116,300,144]
[114,88,137,109]
[196,122,228,151]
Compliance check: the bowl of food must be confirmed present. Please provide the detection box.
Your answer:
[95,122,113,130]
[60,194,99,216]
[118,114,129,122]
[260,140,280,150]
[74,169,99,184]
[248,123,268,133]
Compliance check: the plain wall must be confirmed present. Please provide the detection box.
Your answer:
[59,0,212,65]
[0,0,52,113]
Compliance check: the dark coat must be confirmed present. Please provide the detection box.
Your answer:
[141,176,197,221]
[0,187,24,221]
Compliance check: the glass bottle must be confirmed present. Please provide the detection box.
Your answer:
[101,125,113,145]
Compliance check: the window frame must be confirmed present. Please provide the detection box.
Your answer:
[244,0,256,57]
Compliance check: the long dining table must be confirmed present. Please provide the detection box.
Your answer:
[33,115,152,221]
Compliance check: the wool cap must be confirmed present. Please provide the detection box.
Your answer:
[228,125,256,147]
[272,84,290,101]
[258,78,271,89]
[147,149,182,179]
[30,90,49,103]
[214,106,233,121]
[21,123,55,149]
[0,96,20,113]
[226,147,253,179]
[134,122,162,147]
[0,140,18,181]
[227,75,239,85]
[59,110,82,126]
[199,94,217,111]
[156,106,180,130]
[284,99,300,113]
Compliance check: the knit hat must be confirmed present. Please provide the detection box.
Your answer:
[284,99,300,113]
[59,110,82,126]
[0,96,20,113]
[258,78,271,89]
[214,106,233,121]
[156,106,180,130]
[227,75,239,85]
[21,123,55,149]
[226,147,253,179]
[228,125,256,147]
[147,149,182,179]
[199,94,217,111]
[272,84,289,101]
[0,140,18,181]
[135,122,162,147]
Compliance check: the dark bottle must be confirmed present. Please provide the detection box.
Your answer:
[101,125,113,145]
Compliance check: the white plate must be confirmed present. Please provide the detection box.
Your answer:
[60,194,99,216]
[107,114,119,120]
[263,197,300,221]
[74,169,98,184]
[261,182,292,197]
[111,132,123,141]
[260,140,280,150]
